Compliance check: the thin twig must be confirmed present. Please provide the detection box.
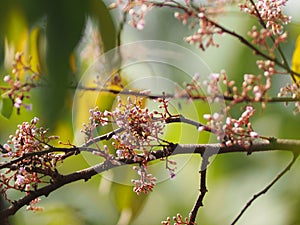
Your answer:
[248,0,294,81]
[189,155,210,225]
[75,85,300,103]
[231,152,299,225]
[150,1,300,77]
[117,11,128,47]
[80,127,125,148]
[166,115,211,132]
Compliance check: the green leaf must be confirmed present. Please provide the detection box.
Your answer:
[40,0,85,129]
[0,98,13,119]
[108,166,148,224]
[87,0,117,52]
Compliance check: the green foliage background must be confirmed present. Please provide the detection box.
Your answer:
[0,1,300,225]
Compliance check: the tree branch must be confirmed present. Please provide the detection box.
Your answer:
[76,85,300,103]
[188,155,209,225]
[231,152,299,225]
[0,160,116,219]
[1,138,300,219]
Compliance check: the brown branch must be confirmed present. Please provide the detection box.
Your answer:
[0,147,78,170]
[148,1,300,77]
[80,127,125,148]
[0,160,117,219]
[248,0,293,81]
[1,138,300,219]
[231,152,299,225]
[76,85,300,103]
[188,155,209,225]
[166,115,211,132]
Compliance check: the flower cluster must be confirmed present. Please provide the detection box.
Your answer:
[202,73,228,103]
[202,106,259,146]
[278,83,300,114]
[240,0,291,34]
[82,97,166,157]
[1,52,40,113]
[203,70,272,109]
[228,61,274,108]
[113,97,165,149]
[202,112,226,142]
[256,60,276,76]
[183,72,231,103]
[175,10,223,50]
[110,0,152,30]
[185,17,222,50]
[248,26,287,54]
[26,197,43,212]
[243,73,271,101]
[81,97,169,193]
[81,107,110,140]
[223,106,259,146]
[132,164,157,195]
[2,117,59,157]
[185,70,271,108]
[165,157,177,179]
[161,213,189,225]
[0,118,61,211]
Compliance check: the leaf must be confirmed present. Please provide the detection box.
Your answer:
[0,98,13,119]
[87,0,117,52]
[106,166,148,224]
[40,0,85,129]
[112,182,148,224]
[292,35,300,84]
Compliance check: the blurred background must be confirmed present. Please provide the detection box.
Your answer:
[1,0,300,224]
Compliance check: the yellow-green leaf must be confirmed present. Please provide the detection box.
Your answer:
[0,98,13,119]
[292,35,300,84]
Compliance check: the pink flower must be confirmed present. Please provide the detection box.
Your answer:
[15,175,25,186]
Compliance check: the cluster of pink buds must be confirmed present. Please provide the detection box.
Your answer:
[248,26,272,48]
[161,213,189,225]
[81,107,110,140]
[182,11,223,50]
[1,52,40,113]
[202,112,226,141]
[278,83,300,114]
[223,106,259,146]
[26,197,43,212]
[14,167,41,189]
[248,26,287,54]
[112,97,166,152]
[202,73,228,103]
[110,0,152,30]
[202,106,259,146]
[174,11,190,26]
[240,0,291,34]
[243,73,271,102]
[3,117,59,158]
[82,97,166,156]
[183,72,233,103]
[132,164,157,195]
[256,60,276,76]
[186,69,271,108]
[0,118,61,211]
